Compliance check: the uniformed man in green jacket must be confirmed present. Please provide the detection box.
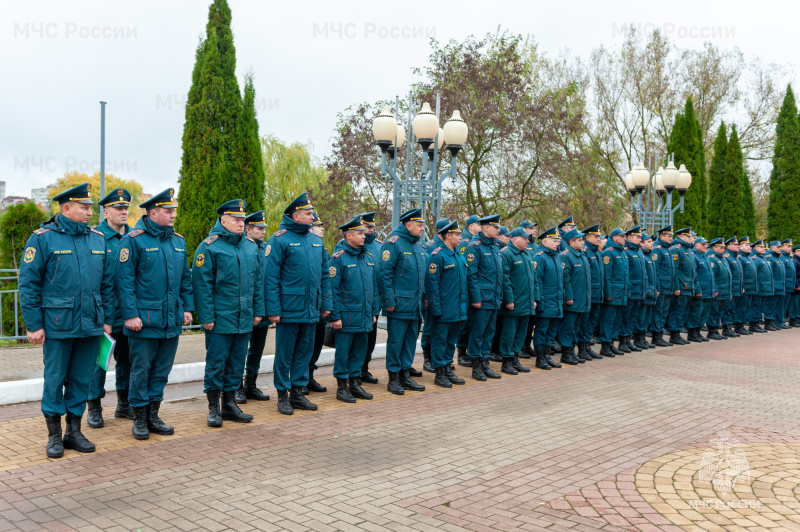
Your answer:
[499,227,539,373]
[193,200,265,427]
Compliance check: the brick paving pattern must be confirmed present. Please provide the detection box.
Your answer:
[0,329,798,531]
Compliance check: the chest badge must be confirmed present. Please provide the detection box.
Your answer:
[329,266,337,278]
[466,253,475,263]
[382,250,391,261]
[428,263,437,274]
[603,256,610,264]
[119,248,130,263]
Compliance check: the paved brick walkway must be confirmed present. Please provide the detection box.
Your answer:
[1,329,799,531]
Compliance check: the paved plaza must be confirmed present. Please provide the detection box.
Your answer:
[1,329,799,531]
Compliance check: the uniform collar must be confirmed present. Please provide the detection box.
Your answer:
[51,213,89,236]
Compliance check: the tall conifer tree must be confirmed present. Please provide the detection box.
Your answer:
[767,85,800,240]
[669,98,707,234]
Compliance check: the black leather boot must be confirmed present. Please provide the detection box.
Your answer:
[290,387,318,410]
[408,366,423,377]
[221,391,253,423]
[652,332,671,347]
[669,331,688,344]
[560,345,580,365]
[544,347,562,368]
[423,345,434,373]
[576,342,593,361]
[634,333,649,350]
[63,413,95,453]
[336,378,356,403]
[617,338,631,353]
[86,399,103,428]
[45,415,63,458]
[519,345,534,359]
[500,357,518,375]
[244,374,271,400]
[206,390,223,426]
[360,368,379,384]
[471,357,487,381]
[306,370,326,393]
[625,335,642,352]
[147,402,174,435]
[735,323,751,335]
[348,377,373,400]
[445,364,465,384]
[235,382,247,404]
[386,371,405,395]
[114,389,134,419]
[512,354,531,372]
[764,319,778,331]
[482,358,502,379]
[457,346,471,367]
[749,321,765,333]
[277,389,294,415]
[433,366,452,388]
[707,327,724,340]
[687,328,703,342]
[535,348,552,368]
[399,369,425,391]
[599,342,615,357]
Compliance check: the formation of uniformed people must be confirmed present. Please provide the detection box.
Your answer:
[19,183,800,458]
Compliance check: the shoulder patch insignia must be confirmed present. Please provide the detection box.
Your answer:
[603,256,610,264]
[382,249,391,261]
[195,253,205,268]
[332,250,345,259]
[24,247,36,263]
[265,244,272,257]
[466,253,475,263]
[90,228,104,236]
[204,235,219,245]
[385,236,400,244]
[673,254,678,261]
[174,232,185,239]
[431,247,441,255]
[128,229,144,238]
[537,251,544,256]
[273,229,287,237]
[500,246,508,252]
[724,253,729,258]
[428,263,438,274]
[33,228,51,235]
[533,261,538,269]
[652,253,658,260]
[329,266,337,278]
[468,241,480,247]
[119,248,130,263]
[711,262,715,268]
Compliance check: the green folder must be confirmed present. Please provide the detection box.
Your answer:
[96,332,117,371]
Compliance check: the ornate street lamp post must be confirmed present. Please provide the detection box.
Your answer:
[626,156,692,234]
[372,92,468,239]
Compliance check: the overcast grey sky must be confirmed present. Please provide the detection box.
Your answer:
[1,0,796,198]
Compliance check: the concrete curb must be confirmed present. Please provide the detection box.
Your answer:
[0,341,419,406]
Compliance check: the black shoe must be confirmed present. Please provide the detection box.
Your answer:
[617,339,631,353]
[707,328,724,340]
[336,378,356,403]
[512,354,531,372]
[147,402,175,435]
[306,371,326,394]
[387,371,405,395]
[544,347,562,368]
[221,391,253,423]
[652,332,671,347]
[360,370,379,384]
[235,383,247,404]
[207,390,223,426]
[591,335,600,345]
[735,324,752,335]
[482,358,502,379]
[62,413,95,453]
[457,346,471,367]
[535,349,552,369]
[408,366,423,377]
[245,374,271,399]
[433,366,453,388]
[583,341,602,359]
[500,357,518,375]
[577,342,593,361]
[749,322,766,333]
[277,389,294,415]
[551,340,562,353]
[669,332,688,345]
[399,369,426,391]
[489,352,503,362]
[300,386,309,395]
[687,328,704,343]
[599,342,615,358]
[423,346,435,373]
[624,336,641,352]
[114,389,134,419]
[348,377,373,400]
[765,320,778,331]
[290,387,318,410]
[560,346,580,365]
[45,415,63,458]
[634,333,650,350]
[444,364,466,385]
[519,346,534,359]
[471,357,487,381]
[86,399,103,429]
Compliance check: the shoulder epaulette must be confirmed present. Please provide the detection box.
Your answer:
[537,251,544,256]
[366,251,373,257]
[500,246,508,252]
[204,234,219,245]
[245,236,255,243]
[90,228,104,236]
[332,250,345,258]
[128,229,144,238]
[385,235,400,244]
[33,228,51,235]
[431,247,441,255]
[273,229,287,237]
[467,240,480,247]
[174,232,184,239]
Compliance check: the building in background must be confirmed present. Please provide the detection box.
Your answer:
[30,186,54,209]
[0,181,6,200]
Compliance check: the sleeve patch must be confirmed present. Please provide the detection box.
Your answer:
[24,247,36,263]
[428,263,438,274]
[466,253,475,263]
[195,253,205,267]
[119,248,130,263]
[329,266,337,278]
[603,256,610,264]
[382,249,391,261]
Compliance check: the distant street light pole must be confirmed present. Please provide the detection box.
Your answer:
[99,101,106,222]
[626,156,692,234]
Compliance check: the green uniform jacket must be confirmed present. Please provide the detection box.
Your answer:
[642,248,659,304]
[737,251,757,295]
[653,238,676,293]
[116,216,194,338]
[584,240,605,304]
[766,250,785,295]
[670,237,696,295]
[465,232,503,309]
[425,245,468,322]
[601,240,629,306]
[378,225,427,320]
[534,247,564,318]
[724,251,743,296]
[780,252,795,294]
[94,219,130,331]
[328,241,380,332]
[751,251,774,296]
[19,214,115,339]
[560,246,590,313]
[192,220,265,334]
[709,250,732,300]
[625,242,645,300]
[500,243,539,316]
